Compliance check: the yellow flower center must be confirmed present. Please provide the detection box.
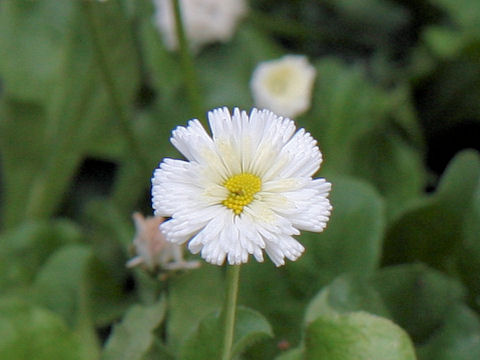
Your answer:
[222,173,262,215]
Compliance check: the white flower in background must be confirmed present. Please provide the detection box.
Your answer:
[151,107,332,267]
[127,212,200,271]
[250,55,316,119]
[153,0,247,51]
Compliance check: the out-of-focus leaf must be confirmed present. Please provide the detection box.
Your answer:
[304,312,416,360]
[428,0,480,30]
[417,305,480,360]
[33,244,93,325]
[167,265,223,351]
[0,298,90,359]
[305,274,390,324]
[383,150,480,268]
[0,220,81,292]
[179,307,273,360]
[286,176,385,297]
[458,178,480,309]
[350,130,426,219]
[0,100,49,228]
[371,264,466,344]
[0,0,74,102]
[422,27,466,59]
[34,243,127,329]
[101,299,166,360]
[309,58,391,173]
[274,348,303,360]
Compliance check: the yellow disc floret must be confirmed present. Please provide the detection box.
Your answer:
[222,173,262,215]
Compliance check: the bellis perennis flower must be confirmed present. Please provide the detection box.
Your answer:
[152,107,332,266]
[153,0,247,52]
[250,55,316,119]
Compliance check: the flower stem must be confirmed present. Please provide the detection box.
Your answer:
[171,0,204,119]
[220,265,241,360]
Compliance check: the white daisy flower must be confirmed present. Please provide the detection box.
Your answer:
[153,0,247,52]
[152,107,332,266]
[250,55,317,119]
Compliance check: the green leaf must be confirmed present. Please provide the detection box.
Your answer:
[428,0,480,30]
[383,150,480,268]
[0,220,81,292]
[231,307,274,358]
[304,312,416,360]
[179,307,273,360]
[422,26,467,59]
[33,243,127,328]
[305,274,390,325]
[101,299,166,360]
[350,129,426,219]
[167,265,223,351]
[0,298,90,360]
[371,264,466,343]
[0,100,49,228]
[274,348,303,360]
[33,244,93,326]
[286,176,385,297]
[309,58,391,173]
[0,0,75,102]
[458,178,480,307]
[417,305,480,360]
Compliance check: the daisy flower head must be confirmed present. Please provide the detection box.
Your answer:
[151,107,332,267]
[153,0,248,52]
[250,55,316,119]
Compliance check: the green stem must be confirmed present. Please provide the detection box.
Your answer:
[220,265,241,360]
[171,0,204,118]
[82,1,150,175]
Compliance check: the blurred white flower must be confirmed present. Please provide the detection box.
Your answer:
[127,212,200,271]
[153,0,247,51]
[152,107,332,267]
[250,55,317,119]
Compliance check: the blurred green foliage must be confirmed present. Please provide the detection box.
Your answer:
[1,0,480,359]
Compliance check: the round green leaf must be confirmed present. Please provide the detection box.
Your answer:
[305,274,390,325]
[305,312,416,360]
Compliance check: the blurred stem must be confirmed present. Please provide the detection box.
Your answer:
[220,265,241,360]
[82,0,150,175]
[171,0,204,119]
